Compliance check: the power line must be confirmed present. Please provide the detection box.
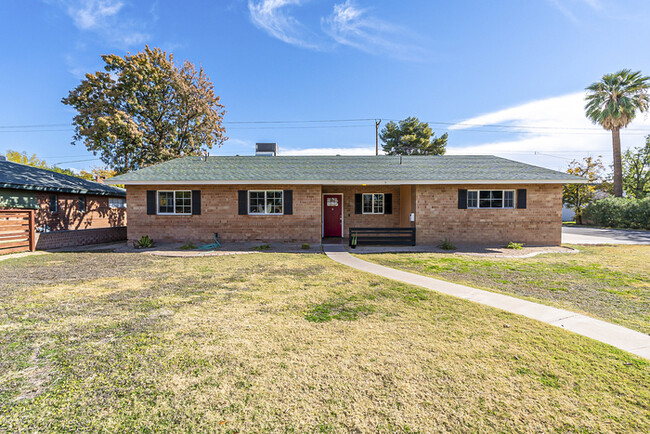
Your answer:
[3,118,650,133]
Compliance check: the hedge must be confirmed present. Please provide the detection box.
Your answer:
[583,196,650,230]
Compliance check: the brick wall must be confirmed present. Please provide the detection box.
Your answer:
[322,186,401,236]
[35,226,127,250]
[126,183,562,246]
[414,184,563,246]
[126,184,322,243]
[34,193,126,231]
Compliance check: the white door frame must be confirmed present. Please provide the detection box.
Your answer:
[322,193,344,237]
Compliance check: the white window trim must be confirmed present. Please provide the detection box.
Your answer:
[248,190,284,215]
[156,190,192,215]
[109,197,126,209]
[467,189,515,209]
[362,193,385,215]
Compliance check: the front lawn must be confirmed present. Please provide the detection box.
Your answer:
[359,245,650,334]
[1,252,649,432]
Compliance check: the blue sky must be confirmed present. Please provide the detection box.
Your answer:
[1,0,650,173]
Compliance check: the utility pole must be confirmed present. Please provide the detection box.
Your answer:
[375,119,381,156]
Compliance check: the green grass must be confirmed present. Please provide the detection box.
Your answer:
[358,244,650,334]
[0,252,648,432]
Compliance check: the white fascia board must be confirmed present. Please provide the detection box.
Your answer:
[109,179,588,186]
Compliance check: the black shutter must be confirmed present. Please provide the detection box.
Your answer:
[354,193,362,214]
[238,190,248,215]
[191,190,201,215]
[384,193,392,214]
[146,190,156,215]
[283,190,293,215]
[517,189,527,209]
[458,189,468,209]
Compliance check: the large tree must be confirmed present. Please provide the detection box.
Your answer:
[380,117,447,155]
[585,69,650,197]
[622,136,650,199]
[62,46,226,174]
[563,156,605,225]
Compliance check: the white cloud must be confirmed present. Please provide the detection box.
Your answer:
[66,0,124,30]
[283,146,377,155]
[50,0,150,47]
[546,0,604,22]
[247,0,427,60]
[447,92,650,169]
[321,0,427,60]
[248,0,322,49]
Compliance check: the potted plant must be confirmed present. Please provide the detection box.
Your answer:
[350,232,358,249]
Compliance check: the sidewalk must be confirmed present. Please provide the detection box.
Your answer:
[323,245,650,360]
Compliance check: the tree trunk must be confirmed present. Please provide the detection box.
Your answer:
[612,128,623,197]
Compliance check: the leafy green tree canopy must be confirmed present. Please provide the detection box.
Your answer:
[380,117,447,155]
[622,136,650,199]
[6,150,77,177]
[62,46,226,174]
[562,156,606,224]
[6,150,117,182]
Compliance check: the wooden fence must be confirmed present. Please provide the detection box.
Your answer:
[0,209,35,254]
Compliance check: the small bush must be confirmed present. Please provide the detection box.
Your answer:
[439,238,456,250]
[505,242,524,250]
[252,243,271,251]
[179,242,196,250]
[583,197,650,230]
[133,235,154,249]
[301,243,310,250]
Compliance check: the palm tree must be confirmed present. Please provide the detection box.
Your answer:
[585,69,650,197]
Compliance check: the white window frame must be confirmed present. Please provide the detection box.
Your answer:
[362,193,385,215]
[109,197,126,209]
[467,190,515,209]
[248,190,284,215]
[156,190,192,215]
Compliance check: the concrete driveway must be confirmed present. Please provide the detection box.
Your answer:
[562,226,650,244]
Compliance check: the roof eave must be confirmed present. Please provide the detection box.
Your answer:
[108,179,588,186]
[0,183,127,197]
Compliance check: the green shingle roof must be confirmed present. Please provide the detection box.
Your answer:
[0,159,126,196]
[108,155,586,184]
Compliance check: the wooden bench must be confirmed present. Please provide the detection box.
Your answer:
[349,227,416,247]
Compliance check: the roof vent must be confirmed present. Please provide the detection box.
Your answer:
[255,142,279,156]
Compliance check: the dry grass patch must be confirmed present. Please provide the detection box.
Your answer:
[359,244,650,334]
[0,252,648,432]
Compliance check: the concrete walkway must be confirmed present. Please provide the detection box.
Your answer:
[323,245,650,360]
[563,226,650,244]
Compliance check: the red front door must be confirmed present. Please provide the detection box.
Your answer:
[323,194,342,237]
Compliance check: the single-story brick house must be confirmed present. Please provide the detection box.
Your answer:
[0,156,127,249]
[108,145,585,246]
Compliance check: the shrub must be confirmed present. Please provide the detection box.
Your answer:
[133,235,154,249]
[252,243,271,251]
[301,243,310,250]
[583,197,650,230]
[179,242,196,250]
[438,238,456,250]
[505,242,524,249]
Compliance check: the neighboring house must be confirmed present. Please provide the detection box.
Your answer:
[0,155,127,249]
[108,144,586,246]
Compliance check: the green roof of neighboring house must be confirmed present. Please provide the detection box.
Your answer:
[0,159,126,196]
[108,155,587,185]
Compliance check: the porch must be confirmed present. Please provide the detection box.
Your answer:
[321,185,415,240]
